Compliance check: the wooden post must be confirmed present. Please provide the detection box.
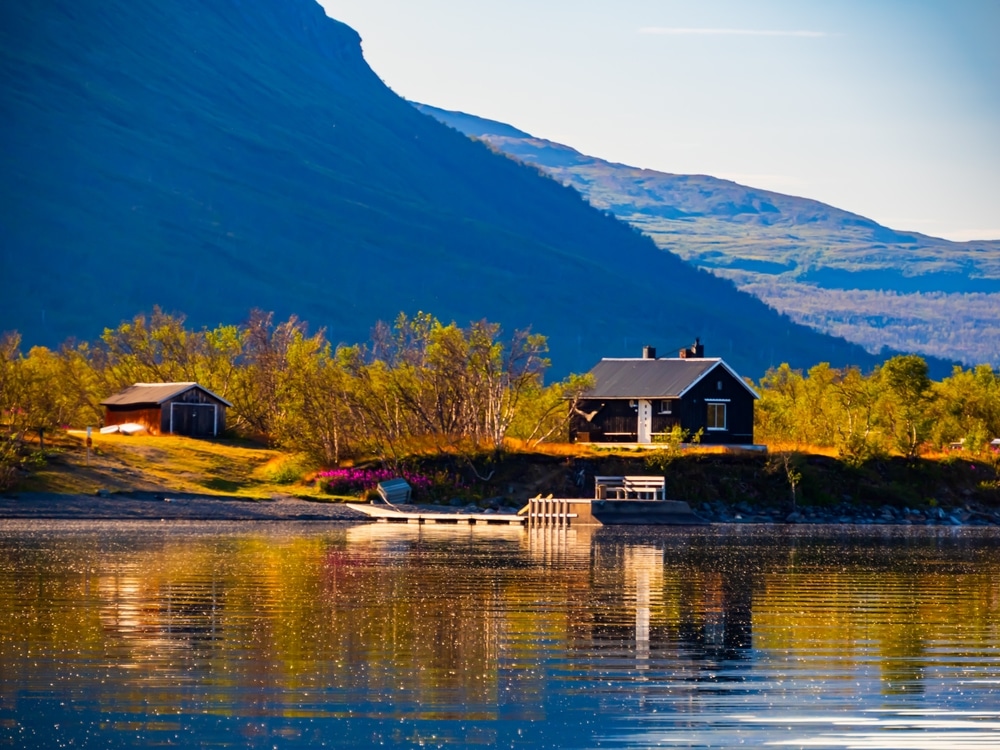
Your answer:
[85,426,92,467]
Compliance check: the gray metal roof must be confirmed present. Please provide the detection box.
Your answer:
[100,382,233,408]
[583,358,759,399]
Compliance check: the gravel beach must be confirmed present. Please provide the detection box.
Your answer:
[0,491,370,522]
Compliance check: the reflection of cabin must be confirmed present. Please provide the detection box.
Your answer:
[570,341,759,445]
[100,383,231,437]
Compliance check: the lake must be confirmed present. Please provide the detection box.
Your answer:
[1,521,998,748]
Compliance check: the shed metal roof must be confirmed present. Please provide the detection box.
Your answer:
[100,382,233,408]
[583,358,759,400]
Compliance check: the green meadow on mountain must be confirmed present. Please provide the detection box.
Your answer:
[0,0,949,379]
[414,104,1000,367]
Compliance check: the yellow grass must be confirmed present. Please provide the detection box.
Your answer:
[765,442,839,457]
[20,429,325,498]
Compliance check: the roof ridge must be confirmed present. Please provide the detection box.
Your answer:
[599,357,722,362]
[132,381,197,386]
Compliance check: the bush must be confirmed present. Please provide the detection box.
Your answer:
[645,427,702,472]
[316,467,432,497]
[316,466,475,502]
[0,433,44,492]
[0,435,19,491]
[257,455,310,485]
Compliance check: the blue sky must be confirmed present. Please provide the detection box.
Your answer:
[320,0,999,241]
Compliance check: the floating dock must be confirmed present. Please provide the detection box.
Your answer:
[346,503,525,526]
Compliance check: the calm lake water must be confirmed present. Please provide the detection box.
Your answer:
[1,522,998,749]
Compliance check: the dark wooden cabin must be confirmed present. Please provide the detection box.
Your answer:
[100,383,231,437]
[570,341,759,445]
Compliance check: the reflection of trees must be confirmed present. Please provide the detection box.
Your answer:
[1,526,998,728]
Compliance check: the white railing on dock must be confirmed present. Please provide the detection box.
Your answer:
[527,497,579,528]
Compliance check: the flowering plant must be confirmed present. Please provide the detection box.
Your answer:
[316,467,433,497]
[315,467,474,502]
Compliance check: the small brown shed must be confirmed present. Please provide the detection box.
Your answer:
[100,383,231,437]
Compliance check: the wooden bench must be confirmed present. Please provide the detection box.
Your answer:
[594,475,666,501]
[377,478,412,505]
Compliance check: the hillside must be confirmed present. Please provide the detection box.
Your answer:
[414,104,1000,367]
[0,0,927,379]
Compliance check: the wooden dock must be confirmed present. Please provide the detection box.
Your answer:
[347,497,706,528]
[526,497,706,527]
[346,503,525,526]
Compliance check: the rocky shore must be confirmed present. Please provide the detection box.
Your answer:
[695,499,1000,526]
[0,491,369,522]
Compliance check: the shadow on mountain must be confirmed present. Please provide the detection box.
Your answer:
[0,0,941,377]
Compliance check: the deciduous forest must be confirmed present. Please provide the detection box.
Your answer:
[2,309,998,490]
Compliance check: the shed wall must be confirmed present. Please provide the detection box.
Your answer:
[102,387,228,438]
[104,407,163,435]
[162,389,227,437]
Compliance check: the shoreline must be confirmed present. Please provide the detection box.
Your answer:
[3,491,999,527]
[694,499,1000,526]
[0,491,369,522]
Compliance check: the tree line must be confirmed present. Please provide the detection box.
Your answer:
[756,357,1000,461]
[0,309,590,473]
[1,308,998,485]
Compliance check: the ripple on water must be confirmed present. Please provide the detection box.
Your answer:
[0,523,998,747]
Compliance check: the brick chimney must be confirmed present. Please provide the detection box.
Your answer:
[642,345,656,359]
[679,338,704,358]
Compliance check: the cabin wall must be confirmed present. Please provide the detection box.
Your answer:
[679,368,755,445]
[651,412,681,437]
[571,400,681,443]
[571,399,638,442]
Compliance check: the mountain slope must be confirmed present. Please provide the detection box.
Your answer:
[415,103,1000,366]
[0,0,924,378]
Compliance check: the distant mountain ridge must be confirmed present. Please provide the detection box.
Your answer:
[414,103,999,257]
[415,103,1000,366]
[0,0,948,378]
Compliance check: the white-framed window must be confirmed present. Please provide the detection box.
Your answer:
[707,402,727,430]
[657,400,672,414]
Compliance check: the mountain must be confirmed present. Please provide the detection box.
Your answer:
[0,0,937,378]
[415,104,1000,367]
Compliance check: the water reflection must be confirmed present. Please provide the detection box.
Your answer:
[0,521,998,748]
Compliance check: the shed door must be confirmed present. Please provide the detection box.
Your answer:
[170,403,216,436]
[637,399,652,443]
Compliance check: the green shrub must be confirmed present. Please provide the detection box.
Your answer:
[646,427,702,472]
[260,456,309,485]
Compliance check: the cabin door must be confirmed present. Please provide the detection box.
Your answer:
[637,399,652,443]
